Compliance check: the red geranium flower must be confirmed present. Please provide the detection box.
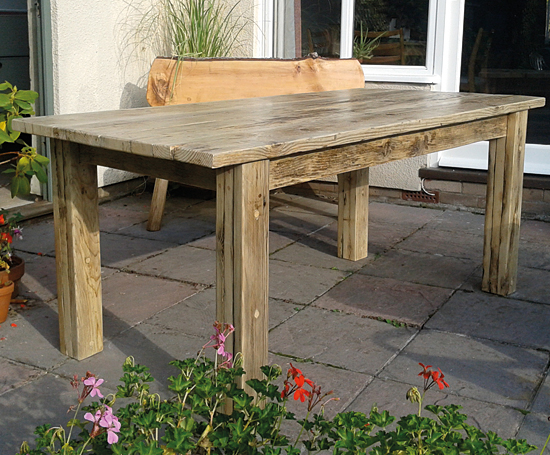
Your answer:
[418,362,432,380]
[294,387,310,403]
[431,368,450,390]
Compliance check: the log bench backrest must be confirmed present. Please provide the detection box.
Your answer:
[146,57,365,106]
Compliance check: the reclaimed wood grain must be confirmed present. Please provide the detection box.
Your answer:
[269,116,508,188]
[147,57,365,106]
[52,139,103,359]
[146,178,169,231]
[338,169,370,260]
[145,57,364,230]
[482,111,528,295]
[78,145,216,190]
[13,90,545,169]
[216,161,269,390]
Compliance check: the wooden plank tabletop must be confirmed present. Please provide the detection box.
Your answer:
[13,89,545,169]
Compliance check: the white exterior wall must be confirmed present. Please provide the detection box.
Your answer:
[48,0,254,186]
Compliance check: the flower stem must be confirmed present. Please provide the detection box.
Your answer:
[293,410,311,447]
[66,402,82,443]
[77,436,92,455]
[539,432,550,455]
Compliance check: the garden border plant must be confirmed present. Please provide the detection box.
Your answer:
[0,81,49,197]
[18,322,544,455]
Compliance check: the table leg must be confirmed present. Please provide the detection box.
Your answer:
[337,168,370,261]
[216,161,269,388]
[51,139,103,359]
[482,111,528,296]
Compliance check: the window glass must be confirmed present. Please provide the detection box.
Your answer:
[460,0,550,145]
[354,0,429,66]
[275,0,429,66]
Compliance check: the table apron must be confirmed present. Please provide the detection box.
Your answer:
[78,114,507,192]
[270,115,508,189]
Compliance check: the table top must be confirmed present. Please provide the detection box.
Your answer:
[13,89,545,169]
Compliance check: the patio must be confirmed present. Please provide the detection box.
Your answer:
[1,186,549,452]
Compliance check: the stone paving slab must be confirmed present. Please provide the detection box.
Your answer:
[2,193,550,453]
[101,272,202,337]
[99,205,150,232]
[269,306,417,374]
[530,372,550,415]
[17,252,58,302]
[313,273,452,327]
[52,326,202,397]
[100,232,177,268]
[424,210,485,236]
[367,202,439,227]
[397,228,484,261]
[170,198,216,220]
[426,290,550,348]
[381,329,549,410]
[519,219,550,245]
[14,218,56,255]
[126,245,217,285]
[188,230,304,255]
[142,287,305,337]
[0,373,86,453]
[305,220,419,259]
[269,210,335,237]
[348,377,525,439]
[271,192,338,218]
[359,248,478,289]
[461,265,550,304]
[517,413,550,451]
[518,241,550,270]
[15,252,117,304]
[0,357,45,396]
[268,259,348,304]
[115,214,215,245]
[0,303,67,370]
[270,228,373,272]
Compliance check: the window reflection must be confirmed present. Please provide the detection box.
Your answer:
[460,0,550,145]
[276,0,429,66]
[354,0,428,66]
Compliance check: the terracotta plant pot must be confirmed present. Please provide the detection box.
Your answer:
[0,256,25,297]
[0,280,14,324]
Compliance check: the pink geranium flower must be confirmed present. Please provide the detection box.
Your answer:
[83,376,104,398]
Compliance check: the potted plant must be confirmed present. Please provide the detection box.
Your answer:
[0,81,50,197]
[353,23,383,63]
[0,279,14,323]
[0,210,25,297]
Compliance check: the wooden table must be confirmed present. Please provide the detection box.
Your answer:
[13,89,544,383]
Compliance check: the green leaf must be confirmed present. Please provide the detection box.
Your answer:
[14,99,32,111]
[11,175,30,197]
[0,81,13,91]
[14,90,39,102]
[31,160,48,183]
[16,156,31,173]
[2,168,15,174]
[135,441,164,455]
[0,127,14,144]
[33,154,50,166]
[0,93,10,107]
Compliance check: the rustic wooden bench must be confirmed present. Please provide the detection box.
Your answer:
[145,56,365,231]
